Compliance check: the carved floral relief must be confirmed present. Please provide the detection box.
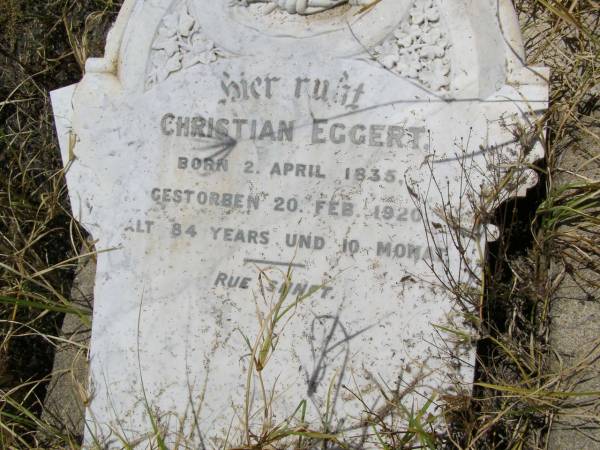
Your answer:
[147,2,225,88]
[372,0,451,91]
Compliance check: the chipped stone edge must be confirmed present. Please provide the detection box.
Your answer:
[85,0,137,75]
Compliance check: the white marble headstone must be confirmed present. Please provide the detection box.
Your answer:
[52,0,547,447]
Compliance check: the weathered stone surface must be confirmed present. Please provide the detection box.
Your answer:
[41,249,95,441]
[50,0,547,447]
[548,111,600,450]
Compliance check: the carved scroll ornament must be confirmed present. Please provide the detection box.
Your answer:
[233,0,371,15]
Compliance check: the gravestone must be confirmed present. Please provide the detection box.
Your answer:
[51,0,547,446]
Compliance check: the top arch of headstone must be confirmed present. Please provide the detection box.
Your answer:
[86,0,545,98]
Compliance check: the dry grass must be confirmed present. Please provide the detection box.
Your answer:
[0,0,598,448]
[0,1,121,446]
[453,1,600,449]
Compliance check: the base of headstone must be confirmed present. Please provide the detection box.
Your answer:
[548,112,600,449]
[40,248,95,442]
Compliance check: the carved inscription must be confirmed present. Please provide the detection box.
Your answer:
[219,71,366,110]
[121,73,438,298]
[161,113,425,149]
